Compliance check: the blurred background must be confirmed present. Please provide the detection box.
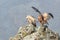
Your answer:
[0,0,60,40]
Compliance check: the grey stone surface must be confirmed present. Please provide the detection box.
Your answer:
[9,24,59,40]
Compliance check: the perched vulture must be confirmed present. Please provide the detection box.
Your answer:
[38,12,54,25]
[32,6,54,25]
[26,15,36,27]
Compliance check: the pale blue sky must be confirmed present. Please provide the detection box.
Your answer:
[0,0,60,40]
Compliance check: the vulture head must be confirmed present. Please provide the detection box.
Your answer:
[26,15,36,27]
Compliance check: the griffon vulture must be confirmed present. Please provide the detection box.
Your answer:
[32,6,54,25]
[26,15,36,27]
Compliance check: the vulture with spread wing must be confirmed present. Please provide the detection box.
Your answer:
[32,6,54,25]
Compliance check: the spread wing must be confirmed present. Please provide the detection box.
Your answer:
[32,6,41,14]
[48,13,54,18]
[32,6,44,22]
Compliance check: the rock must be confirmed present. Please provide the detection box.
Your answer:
[23,32,41,40]
[17,24,36,38]
[9,24,59,40]
[9,34,23,40]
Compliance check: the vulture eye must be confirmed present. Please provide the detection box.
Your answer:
[48,13,54,18]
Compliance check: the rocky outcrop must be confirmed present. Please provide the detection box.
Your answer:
[9,24,59,40]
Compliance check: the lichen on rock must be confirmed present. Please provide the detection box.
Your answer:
[9,24,59,40]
